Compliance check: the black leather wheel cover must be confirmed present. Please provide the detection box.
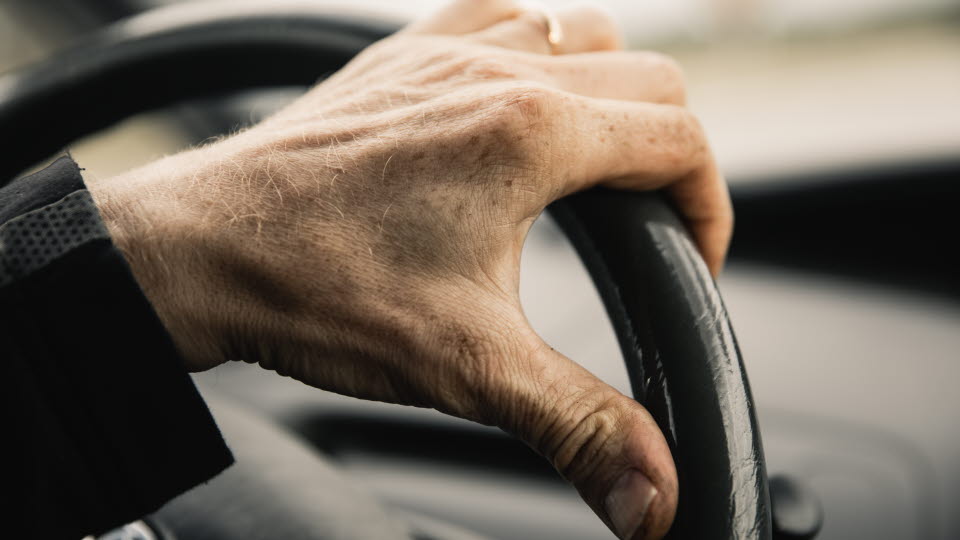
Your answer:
[0,4,771,538]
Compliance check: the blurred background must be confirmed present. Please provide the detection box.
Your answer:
[3,1,958,539]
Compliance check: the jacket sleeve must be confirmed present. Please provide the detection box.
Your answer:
[1,156,234,539]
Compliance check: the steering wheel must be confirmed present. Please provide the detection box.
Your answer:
[0,4,771,539]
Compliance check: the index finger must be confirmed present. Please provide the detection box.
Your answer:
[663,154,732,277]
[551,95,732,275]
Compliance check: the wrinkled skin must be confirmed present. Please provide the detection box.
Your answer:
[88,1,732,538]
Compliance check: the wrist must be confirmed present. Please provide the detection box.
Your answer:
[87,154,228,372]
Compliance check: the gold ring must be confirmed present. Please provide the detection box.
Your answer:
[521,2,563,54]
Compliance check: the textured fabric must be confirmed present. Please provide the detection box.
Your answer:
[1,156,234,539]
[0,190,110,287]
[0,156,87,222]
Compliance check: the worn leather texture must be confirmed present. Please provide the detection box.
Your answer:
[551,192,771,539]
[0,5,771,538]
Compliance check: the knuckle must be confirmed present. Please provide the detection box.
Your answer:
[418,46,540,86]
[679,108,708,149]
[467,56,525,81]
[515,11,550,35]
[659,106,707,164]
[488,83,558,133]
[476,84,561,175]
[638,52,687,104]
[419,49,472,81]
[551,394,632,482]
[450,52,522,81]
[645,52,685,80]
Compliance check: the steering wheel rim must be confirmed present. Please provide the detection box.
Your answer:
[0,4,771,538]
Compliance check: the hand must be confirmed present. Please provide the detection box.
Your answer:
[88,1,732,538]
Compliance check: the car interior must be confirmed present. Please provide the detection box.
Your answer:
[2,1,958,539]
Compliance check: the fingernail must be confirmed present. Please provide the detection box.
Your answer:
[605,469,658,540]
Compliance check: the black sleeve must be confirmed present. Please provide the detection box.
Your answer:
[1,157,234,539]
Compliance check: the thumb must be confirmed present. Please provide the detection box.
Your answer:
[484,340,678,540]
